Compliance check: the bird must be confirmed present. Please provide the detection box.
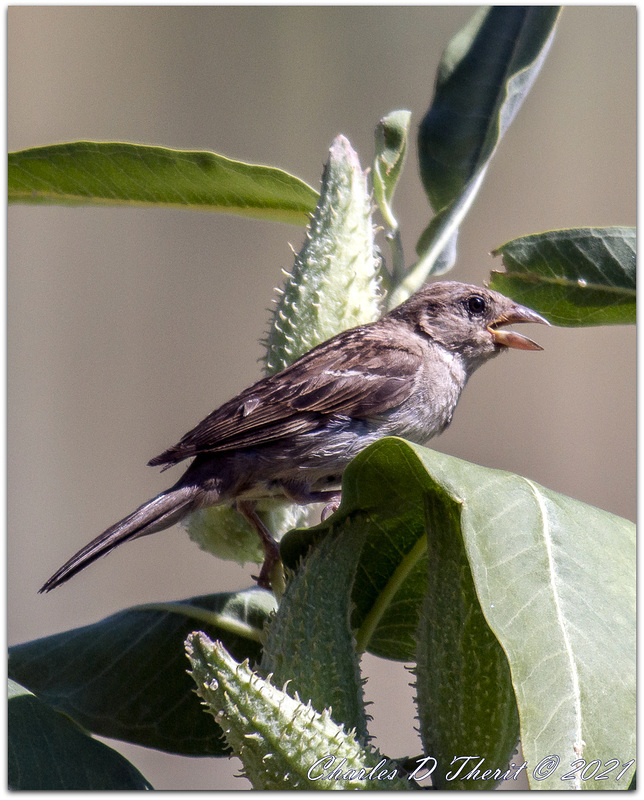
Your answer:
[40,281,548,593]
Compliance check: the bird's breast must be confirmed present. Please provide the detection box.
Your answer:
[374,344,468,444]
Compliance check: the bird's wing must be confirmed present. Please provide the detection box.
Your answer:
[149,324,423,467]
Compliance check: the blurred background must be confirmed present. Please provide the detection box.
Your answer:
[8,6,635,790]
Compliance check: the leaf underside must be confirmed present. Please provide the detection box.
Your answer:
[491,227,636,326]
[8,141,318,224]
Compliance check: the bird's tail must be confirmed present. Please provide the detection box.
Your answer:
[39,485,200,593]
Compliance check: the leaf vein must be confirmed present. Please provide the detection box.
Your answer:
[525,478,584,780]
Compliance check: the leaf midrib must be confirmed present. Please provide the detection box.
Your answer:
[524,478,583,788]
[493,270,636,297]
[355,534,427,653]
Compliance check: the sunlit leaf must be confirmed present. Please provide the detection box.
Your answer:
[8,141,318,224]
[282,438,635,789]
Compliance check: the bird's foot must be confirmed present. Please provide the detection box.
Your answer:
[254,544,280,591]
[238,500,283,593]
[280,483,342,522]
[321,497,341,521]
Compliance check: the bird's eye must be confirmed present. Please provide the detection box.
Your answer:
[465,294,487,315]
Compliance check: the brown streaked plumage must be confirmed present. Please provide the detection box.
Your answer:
[149,326,423,466]
[40,281,548,593]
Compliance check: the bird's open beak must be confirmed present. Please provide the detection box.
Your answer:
[487,304,550,351]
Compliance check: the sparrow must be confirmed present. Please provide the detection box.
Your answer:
[40,281,548,593]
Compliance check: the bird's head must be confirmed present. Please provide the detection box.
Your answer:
[389,281,550,371]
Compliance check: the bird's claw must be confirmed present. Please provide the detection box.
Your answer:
[321,499,340,521]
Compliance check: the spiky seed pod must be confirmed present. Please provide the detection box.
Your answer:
[186,634,410,790]
[183,500,310,565]
[263,134,382,375]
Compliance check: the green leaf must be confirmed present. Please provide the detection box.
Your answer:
[186,635,409,790]
[390,7,561,304]
[8,141,318,224]
[281,499,427,665]
[263,525,370,740]
[281,438,635,789]
[490,227,636,326]
[373,110,412,231]
[418,7,561,210]
[8,588,276,756]
[8,679,152,790]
